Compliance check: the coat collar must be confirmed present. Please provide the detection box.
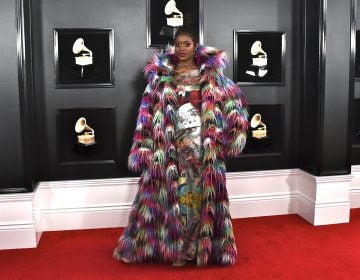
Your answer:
[144,45,229,83]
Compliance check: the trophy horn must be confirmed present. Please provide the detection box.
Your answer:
[75,117,94,135]
[250,41,267,57]
[72,38,93,57]
[250,113,267,130]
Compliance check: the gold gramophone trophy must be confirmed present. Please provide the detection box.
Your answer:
[71,38,96,78]
[159,0,184,39]
[250,113,268,139]
[74,117,96,145]
[246,41,268,78]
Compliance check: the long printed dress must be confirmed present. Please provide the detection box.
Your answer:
[173,69,202,261]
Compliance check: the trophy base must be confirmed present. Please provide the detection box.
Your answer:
[248,135,271,151]
[159,25,181,39]
[77,134,96,145]
[70,64,100,79]
[246,65,268,77]
[76,141,97,147]
[167,18,183,27]
[252,129,268,139]
[73,142,101,155]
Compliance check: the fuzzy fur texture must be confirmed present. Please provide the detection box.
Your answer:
[114,45,249,266]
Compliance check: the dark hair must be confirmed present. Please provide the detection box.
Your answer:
[174,26,198,44]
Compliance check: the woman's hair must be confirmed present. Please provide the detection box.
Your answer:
[174,26,198,44]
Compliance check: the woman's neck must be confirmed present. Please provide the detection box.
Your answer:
[177,59,194,68]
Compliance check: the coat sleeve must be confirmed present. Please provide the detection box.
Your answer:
[222,78,249,157]
[128,84,154,172]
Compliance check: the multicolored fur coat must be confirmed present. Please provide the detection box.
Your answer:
[114,45,249,266]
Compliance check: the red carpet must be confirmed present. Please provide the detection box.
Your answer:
[2,210,360,279]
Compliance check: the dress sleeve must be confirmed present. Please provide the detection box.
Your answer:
[128,84,154,172]
[222,78,249,157]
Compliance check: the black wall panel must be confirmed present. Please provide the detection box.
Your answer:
[204,0,303,171]
[2,0,355,187]
[32,0,152,180]
[321,0,352,174]
[355,0,360,98]
[300,0,321,174]
[301,0,353,175]
[29,0,303,180]
[353,0,360,163]
[0,0,25,191]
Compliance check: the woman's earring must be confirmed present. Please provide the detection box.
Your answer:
[194,45,198,56]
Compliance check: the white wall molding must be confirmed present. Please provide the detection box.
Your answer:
[0,193,38,249]
[226,169,298,218]
[350,165,360,208]
[296,169,352,225]
[33,177,139,232]
[1,167,360,249]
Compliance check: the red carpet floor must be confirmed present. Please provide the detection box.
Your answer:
[2,209,360,279]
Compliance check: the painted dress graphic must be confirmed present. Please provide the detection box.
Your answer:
[174,69,202,260]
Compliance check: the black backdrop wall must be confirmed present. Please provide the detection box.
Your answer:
[0,0,355,191]
[301,0,353,175]
[204,0,302,172]
[353,0,360,163]
[30,0,303,182]
[0,0,26,192]
[31,0,150,181]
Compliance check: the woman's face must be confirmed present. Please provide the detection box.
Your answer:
[175,34,196,62]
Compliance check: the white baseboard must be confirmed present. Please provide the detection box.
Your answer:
[350,166,360,208]
[34,177,138,231]
[226,170,298,218]
[1,166,360,249]
[0,193,38,249]
[39,205,132,231]
[296,170,352,225]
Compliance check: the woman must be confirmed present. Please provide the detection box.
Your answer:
[113,26,248,267]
